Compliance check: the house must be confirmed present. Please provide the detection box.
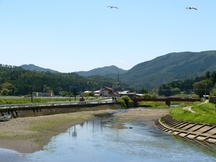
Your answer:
[32,92,54,97]
[117,90,136,99]
[101,86,114,97]
[94,90,101,97]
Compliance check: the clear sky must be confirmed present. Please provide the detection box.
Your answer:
[0,0,215,72]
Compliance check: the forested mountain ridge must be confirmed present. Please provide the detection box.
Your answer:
[75,65,126,78]
[0,65,125,96]
[121,51,216,89]
[2,50,216,94]
[20,64,126,79]
[20,64,59,73]
[19,51,216,90]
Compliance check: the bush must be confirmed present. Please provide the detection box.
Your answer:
[117,95,134,108]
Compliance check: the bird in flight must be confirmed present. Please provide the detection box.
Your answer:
[107,6,118,9]
[186,7,198,10]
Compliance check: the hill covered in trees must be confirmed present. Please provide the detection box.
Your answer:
[20,64,59,73]
[121,51,216,90]
[75,65,126,78]
[158,71,216,97]
[0,65,128,96]
[1,50,216,96]
[18,51,216,91]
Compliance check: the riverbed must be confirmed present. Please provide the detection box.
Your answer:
[1,114,216,162]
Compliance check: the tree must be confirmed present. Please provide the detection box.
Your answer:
[210,83,216,96]
[141,93,156,99]
[0,82,14,96]
[158,84,172,96]
[211,71,216,85]
[121,95,133,108]
[193,79,212,97]
[171,88,180,95]
[139,88,148,94]
[205,71,211,79]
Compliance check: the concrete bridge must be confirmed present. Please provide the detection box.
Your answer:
[132,97,201,106]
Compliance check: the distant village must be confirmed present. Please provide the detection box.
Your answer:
[33,86,139,99]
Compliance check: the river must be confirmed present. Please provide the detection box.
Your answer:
[0,114,216,162]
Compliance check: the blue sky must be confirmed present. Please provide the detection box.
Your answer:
[0,0,215,72]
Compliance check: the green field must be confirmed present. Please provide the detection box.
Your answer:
[170,101,216,125]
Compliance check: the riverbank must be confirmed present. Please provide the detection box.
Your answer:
[0,108,169,153]
[156,114,216,152]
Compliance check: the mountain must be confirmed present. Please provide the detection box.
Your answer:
[120,51,216,89]
[19,51,216,90]
[75,65,127,78]
[20,64,59,73]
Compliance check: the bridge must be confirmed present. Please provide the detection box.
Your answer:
[132,97,201,106]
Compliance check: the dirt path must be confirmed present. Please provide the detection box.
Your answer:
[0,108,169,153]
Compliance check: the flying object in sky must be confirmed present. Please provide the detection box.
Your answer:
[186,7,198,10]
[107,6,118,9]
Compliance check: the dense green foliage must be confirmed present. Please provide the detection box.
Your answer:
[170,102,216,125]
[117,95,134,108]
[158,71,216,97]
[0,65,129,96]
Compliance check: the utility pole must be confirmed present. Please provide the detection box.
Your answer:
[204,83,207,99]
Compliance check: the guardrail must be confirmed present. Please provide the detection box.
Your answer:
[0,99,115,110]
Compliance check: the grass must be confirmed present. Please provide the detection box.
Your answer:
[139,101,170,109]
[0,96,72,104]
[170,102,216,125]
[30,114,89,133]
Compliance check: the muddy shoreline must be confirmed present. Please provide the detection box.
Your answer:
[0,108,169,153]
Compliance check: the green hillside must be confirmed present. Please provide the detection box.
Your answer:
[2,51,216,94]
[121,51,216,89]
[20,64,59,73]
[0,65,125,96]
[75,65,126,78]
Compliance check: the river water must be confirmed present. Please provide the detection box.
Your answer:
[0,115,216,162]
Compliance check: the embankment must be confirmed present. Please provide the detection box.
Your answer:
[0,102,120,118]
[156,114,216,151]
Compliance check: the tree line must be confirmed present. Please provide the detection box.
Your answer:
[158,71,216,97]
[0,65,128,96]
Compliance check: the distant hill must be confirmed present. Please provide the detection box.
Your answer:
[121,51,216,89]
[20,64,59,73]
[75,65,127,78]
[18,51,216,90]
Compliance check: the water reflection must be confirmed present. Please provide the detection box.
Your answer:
[1,115,216,162]
[69,125,77,137]
[0,149,28,162]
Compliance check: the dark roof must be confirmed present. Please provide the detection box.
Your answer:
[103,86,113,91]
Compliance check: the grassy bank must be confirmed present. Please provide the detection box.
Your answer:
[138,101,170,108]
[170,101,216,125]
[0,96,72,104]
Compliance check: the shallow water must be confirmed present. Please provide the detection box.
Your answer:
[0,115,216,162]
